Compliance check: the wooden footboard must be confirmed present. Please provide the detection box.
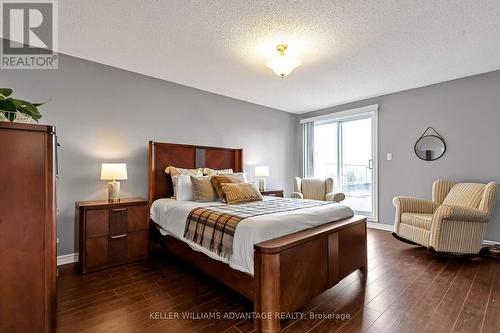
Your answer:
[253,216,367,333]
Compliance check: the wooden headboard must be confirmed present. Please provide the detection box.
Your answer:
[148,141,243,204]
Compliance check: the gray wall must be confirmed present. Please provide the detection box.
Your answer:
[1,52,299,255]
[299,70,500,242]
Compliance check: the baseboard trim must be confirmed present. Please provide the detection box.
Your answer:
[57,253,79,266]
[367,222,394,232]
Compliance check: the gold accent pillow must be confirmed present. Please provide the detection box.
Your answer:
[164,166,203,177]
[222,183,263,204]
[191,176,218,202]
[211,174,246,201]
[203,168,234,176]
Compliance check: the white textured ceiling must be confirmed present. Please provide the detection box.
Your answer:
[55,1,500,113]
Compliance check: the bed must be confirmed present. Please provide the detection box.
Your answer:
[148,141,367,333]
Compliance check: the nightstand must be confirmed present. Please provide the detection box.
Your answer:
[76,198,149,274]
[260,189,284,197]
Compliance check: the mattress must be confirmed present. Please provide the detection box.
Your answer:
[150,197,354,275]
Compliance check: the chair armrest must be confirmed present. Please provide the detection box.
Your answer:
[437,205,489,222]
[393,196,440,214]
[326,192,345,202]
[290,192,303,199]
[429,205,490,250]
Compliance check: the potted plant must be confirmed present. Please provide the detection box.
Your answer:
[0,88,47,123]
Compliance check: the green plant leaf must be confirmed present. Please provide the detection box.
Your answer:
[0,88,13,98]
[12,98,42,121]
[0,90,47,123]
[0,99,18,122]
[0,99,16,112]
[33,98,51,107]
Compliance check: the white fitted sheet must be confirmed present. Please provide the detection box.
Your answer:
[150,197,354,275]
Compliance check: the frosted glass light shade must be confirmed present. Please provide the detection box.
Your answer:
[100,163,128,180]
[255,166,269,177]
[265,56,301,78]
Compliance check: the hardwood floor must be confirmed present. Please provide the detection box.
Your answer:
[56,229,500,332]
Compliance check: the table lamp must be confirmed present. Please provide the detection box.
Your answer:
[100,163,128,202]
[255,166,269,191]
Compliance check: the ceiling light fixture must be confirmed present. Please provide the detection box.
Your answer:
[265,44,301,78]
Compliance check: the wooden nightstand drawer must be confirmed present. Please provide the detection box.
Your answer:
[76,198,149,274]
[128,230,148,259]
[110,207,128,235]
[108,234,128,264]
[260,190,284,198]
[86,238,108,269]
[86,209,109,238]
[127,205,149,231]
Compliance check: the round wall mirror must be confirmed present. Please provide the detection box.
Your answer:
[414,135,446,161]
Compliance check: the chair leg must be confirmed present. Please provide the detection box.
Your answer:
[391,232,422,246]
[427,246,480,259]
[479,246,498,258]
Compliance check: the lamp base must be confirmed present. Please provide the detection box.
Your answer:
[258,178,266,191]
[108,180,121,202]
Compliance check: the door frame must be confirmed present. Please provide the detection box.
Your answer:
[301,104,378,222]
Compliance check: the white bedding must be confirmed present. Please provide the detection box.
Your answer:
[150,197,354,275]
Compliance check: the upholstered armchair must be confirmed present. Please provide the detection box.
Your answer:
[291,177,345,202]
[393,180,498,255]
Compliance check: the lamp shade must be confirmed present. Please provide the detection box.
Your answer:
[265,56,301,78]
[100,163,128,180]
[255,166,269,177]
[265,44,302,78]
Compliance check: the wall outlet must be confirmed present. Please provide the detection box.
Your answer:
[387,152,393,161]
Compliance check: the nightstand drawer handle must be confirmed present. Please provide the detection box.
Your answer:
[111,208,127,212]
[110,233,128,239]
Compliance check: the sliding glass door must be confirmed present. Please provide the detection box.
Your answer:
[340,117,374,216]
[313,121,338,185]
[307,106,377,219]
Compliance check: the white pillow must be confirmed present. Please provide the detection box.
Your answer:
[228,172,248,183]
[172,175,193,201]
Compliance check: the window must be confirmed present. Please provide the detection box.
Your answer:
[301,105,378,220]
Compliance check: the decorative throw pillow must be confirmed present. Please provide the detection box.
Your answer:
[203,168,234,176]
[213,172,247,183]
[172,175,193,201]
[229,172,248,182]
[164,166,203,177]
[222,183,263,204]
[191,176,218,202]
[211,174,245,200]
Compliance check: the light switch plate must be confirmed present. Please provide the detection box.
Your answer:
[387,153,393,161]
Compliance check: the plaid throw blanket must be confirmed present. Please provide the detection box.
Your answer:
[183,197,331,259]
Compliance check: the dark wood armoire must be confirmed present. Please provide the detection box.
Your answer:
[0,122,57,333]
